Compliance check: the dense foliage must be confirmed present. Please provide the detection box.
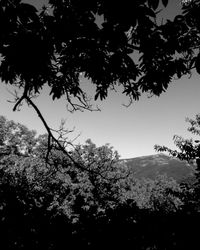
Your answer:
[0,116,198,249]
[155,114,200,249]
[155,114,200,208]
[0,0,199,109]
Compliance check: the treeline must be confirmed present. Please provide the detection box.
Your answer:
[0,115,199,249]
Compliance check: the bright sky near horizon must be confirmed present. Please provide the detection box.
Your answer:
[1,0,199,159]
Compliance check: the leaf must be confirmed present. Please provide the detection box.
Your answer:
[139,6,156,18]
[189,57,196,69]
[94,91,100,101]
[148,0,159,10]
[162,0,169,7]
[19,3,38,13]
[195,54,200,75]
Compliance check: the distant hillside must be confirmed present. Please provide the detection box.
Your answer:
[119,153,196,184]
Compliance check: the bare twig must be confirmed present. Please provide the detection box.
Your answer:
[11,92,122,182]
[24,96,107,175]
[25,97,81,164]
[65,90,100,112]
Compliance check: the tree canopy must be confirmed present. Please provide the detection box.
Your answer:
[1,0,199,107]
[0,115,190,249]
[1,0,200,159]
[155,114,200,208]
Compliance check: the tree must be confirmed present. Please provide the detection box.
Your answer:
[0,116,187,249]
[2,0,199,161]
[154,114,200,249]
[0,0,172,105]
[0,116,128,248]
[155,114,200,204]
[154,114,200,180]
[0,115,37,157]
[121,174,184,213]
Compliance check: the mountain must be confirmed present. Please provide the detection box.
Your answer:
[120,153,196,184]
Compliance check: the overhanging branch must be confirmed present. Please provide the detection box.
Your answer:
[25,96,115,180]
[12,94,122,181]
[25,96,84,168]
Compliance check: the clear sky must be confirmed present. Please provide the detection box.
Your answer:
[1,0,199,159]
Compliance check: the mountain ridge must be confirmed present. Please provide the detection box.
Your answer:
[119,153,196,184]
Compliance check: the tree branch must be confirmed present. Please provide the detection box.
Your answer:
[12,81,30,111]
[25,96,85,168]
[16,96,121,182]
[24,96,109,175]
[13,94,26,111]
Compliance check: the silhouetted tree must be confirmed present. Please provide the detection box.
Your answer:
[3,0,200,161]
[3,0,200,105]
[0,0,171,106]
